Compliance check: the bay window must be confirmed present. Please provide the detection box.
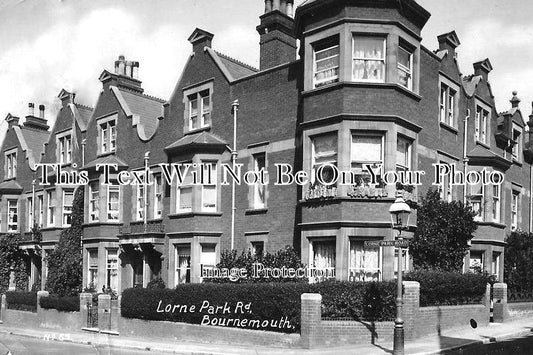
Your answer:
[351,134,383,187]
[349,240,381,281]
[511,191,519,231]
[313,38,340,88]
[469,251,484,273]
[106,249,118,291]
[396,136,411,172]
[88,249,98,289]
[200,244,217,281]
[311,133,338,186]
[176,163,193,213]
[136,185,144,221]
[469,178,484,221]
[153,174,163,218]
[352,36,385,82]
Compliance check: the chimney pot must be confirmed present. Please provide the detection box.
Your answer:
[39,105,45,118]
[273,0,280,11]
[280,0,287,14]
[132,62,139,79]
[286,1,293,17]
[28,103,34,116]
[265,0,272,13]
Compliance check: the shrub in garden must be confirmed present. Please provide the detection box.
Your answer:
[40,295,80,312]
[147,277,166,289]
[504,231,533,293]
[405,270,492,306]
[121,281,396,333]
[6,291,37,312]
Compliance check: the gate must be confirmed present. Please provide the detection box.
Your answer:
[87,302,98,329]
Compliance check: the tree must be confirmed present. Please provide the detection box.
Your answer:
[504,231,533,292]
[46,186,84,296]
[410,189,477,272]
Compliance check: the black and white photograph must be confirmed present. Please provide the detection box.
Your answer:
[1,0,533,354]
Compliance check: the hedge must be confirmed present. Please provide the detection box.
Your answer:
[405,270,491,306]
[121,281,396,333]
[6,291,37,312]
[40,295,80,312]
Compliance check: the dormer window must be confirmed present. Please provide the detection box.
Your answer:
[188,90,211,130]
[313,38,339,88]
[512,123,522,162]
[352,36,385,82]
[97,114,117,155]
[475,104,490,145]
[57,133,72,164]
[397,43,413,89]
[5,150,17,179]
[183,81,213,134]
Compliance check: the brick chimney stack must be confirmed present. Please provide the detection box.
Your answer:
[24,102,49,131]
[256,0,297,70]
[101,55,143,93]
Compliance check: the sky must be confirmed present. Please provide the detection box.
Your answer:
[0,0,532,146]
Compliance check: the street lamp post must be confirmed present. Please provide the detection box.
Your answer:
[389,194,411,355]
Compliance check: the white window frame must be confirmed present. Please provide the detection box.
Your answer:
[469,250,484,273]
[62,190,74,227]
[89,181,99,222]
[188,90,211,131]
[397,43,413,90]
[98,115,117,155]
[313,38,340,88]
[5,149,17,179]
[153,174,163,219]
[57,131,73,165]
[175,244,191,286]
[252,153,267,209]
[352,35,386,83]
[351,133,384,187]
[310,238,336,283]
[475,101,490,145]
[201,162,217,212]
[311,133,338,185]
[396,136,412,172]
[107,185,120,221]
[511,190,519,231]
[439,76,459,128]
[512,123,522,162]
[349,239,382,282]
[8,199,18,232]
[105,249,119,292]
[492,184,500,223]
[27,197,33,231]
[37,195,44,227]
[87,249,98,289]
[46,190,56,227]
[469,174,484,222]
[176,162,193,213]
[136,184,144,221]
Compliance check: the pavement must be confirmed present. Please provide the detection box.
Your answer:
[0,317,532,355]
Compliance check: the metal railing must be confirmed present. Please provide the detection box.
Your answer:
[119,220,165,235]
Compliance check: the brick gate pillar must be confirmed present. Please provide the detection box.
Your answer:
[98,294,111,331]
[301,293,322,349]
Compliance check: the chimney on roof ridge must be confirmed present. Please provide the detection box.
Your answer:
[510,91,521,109]
[39,104,45,119]
[257,0,296,70]
[24,103,49,131]
[106,55,143,93]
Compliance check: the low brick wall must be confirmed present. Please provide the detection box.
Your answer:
[414,305,489,338]
[38,309,80,330]
[508,302,533,319]
[320,320,394,346]
[119,317,300,347]
[3,309,39,327]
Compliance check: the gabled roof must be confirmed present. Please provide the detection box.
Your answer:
[165,131,228,153]
[205,48,258,82]
[110,86,164,141]
[83,154,128,171]
[13,126,49,171]
[462,75,483,97]
[0,179,23,194]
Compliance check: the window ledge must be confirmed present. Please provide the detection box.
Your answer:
[169,212,222,219]
[303,81,422,102]
[439,122,458,134]
[475,221,506,229]
[82,222,122,227]
[245,208,268,215]
[475,141,490,149]
[183,126,211,136]
[97,151,116,159]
